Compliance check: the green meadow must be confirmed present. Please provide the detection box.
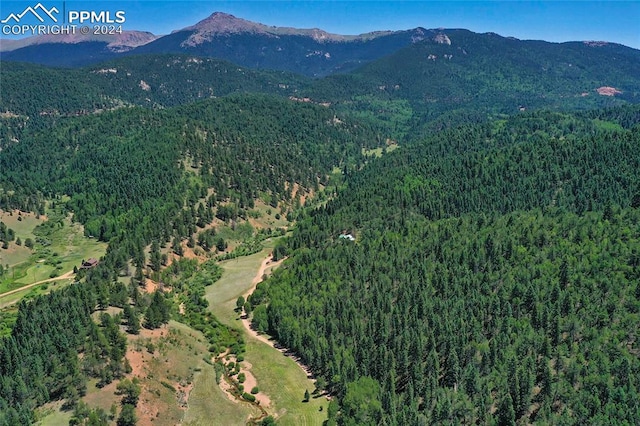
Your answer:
[196,241,327,425]
[0,209,106,302]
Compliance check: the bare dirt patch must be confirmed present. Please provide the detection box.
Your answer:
[217,355,272,408]
[287,182,314,207]
[596,86,622,96]
[143,278,157,294]
[238,361,271,407]
[128,326,204,425]
[127,345,146,377]
[88,324,208,426]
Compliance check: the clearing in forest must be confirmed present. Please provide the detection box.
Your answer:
[0,211,107,307]
[0,209,106,307]
[195,243,328,426]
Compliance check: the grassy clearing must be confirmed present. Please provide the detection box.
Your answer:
[216,221,257,243]
[0,278,72,310]
[0,210,42,240]
[362,143,399,158]
[248,200,292,229]
[35,401,72,426]
[81,378,119,419]
[35,374,117,424]
[204,243,327,425]
[0,224,81,331]
[128,321,211,426]
[37,321,213,426]
[245,339,328,426]
[205,242,277,325]
[16,217,106,284]
[0,213,106,296]
[0,210,43,269]
[184,362,259,426]
[0,245,31,269]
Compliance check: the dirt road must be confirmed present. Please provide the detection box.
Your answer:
[241,255,284,346]
[240,256,315,378]
[0,270,75,299]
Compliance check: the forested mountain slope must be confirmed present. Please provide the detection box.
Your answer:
[88,55,308,107]
[305,31,640,136]
[131,12,427,77]
[249,108,640,424]
[0,57,305,117]
[0,94,383,238]
[4,29,640,126]
[0,62,116,118]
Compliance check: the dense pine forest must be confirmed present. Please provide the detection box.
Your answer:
[1,29,640,425]
[249,108,640,424]
[0,93,383,235]
[0,57,306,117]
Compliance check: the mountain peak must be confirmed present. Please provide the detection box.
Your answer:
[182,12,264,35]
[178,12,272,47]
[177,11,401,47]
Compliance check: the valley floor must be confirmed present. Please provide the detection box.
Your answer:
[195,244,328,425]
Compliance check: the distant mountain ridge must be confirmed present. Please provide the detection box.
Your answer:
[305,28,640,119]
[0,31,158,52]
[0,11,427,72]
[2,11,639,118]
[0,24,640,127]
[2,33,639,126]
[177,12,395,43]
[130,12,431,76]
[0,30,159,67]
[8,11,620,76]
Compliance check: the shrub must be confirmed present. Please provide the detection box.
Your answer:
[160,381,176,392]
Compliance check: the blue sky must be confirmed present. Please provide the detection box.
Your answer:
[1,1,639,49]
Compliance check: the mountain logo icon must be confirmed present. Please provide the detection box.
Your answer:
[1,3,59,24]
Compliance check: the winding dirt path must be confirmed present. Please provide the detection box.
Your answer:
[242,255,285,299]
[240,256,316,379]
[0,270,75,299]
[240,255,284,348]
